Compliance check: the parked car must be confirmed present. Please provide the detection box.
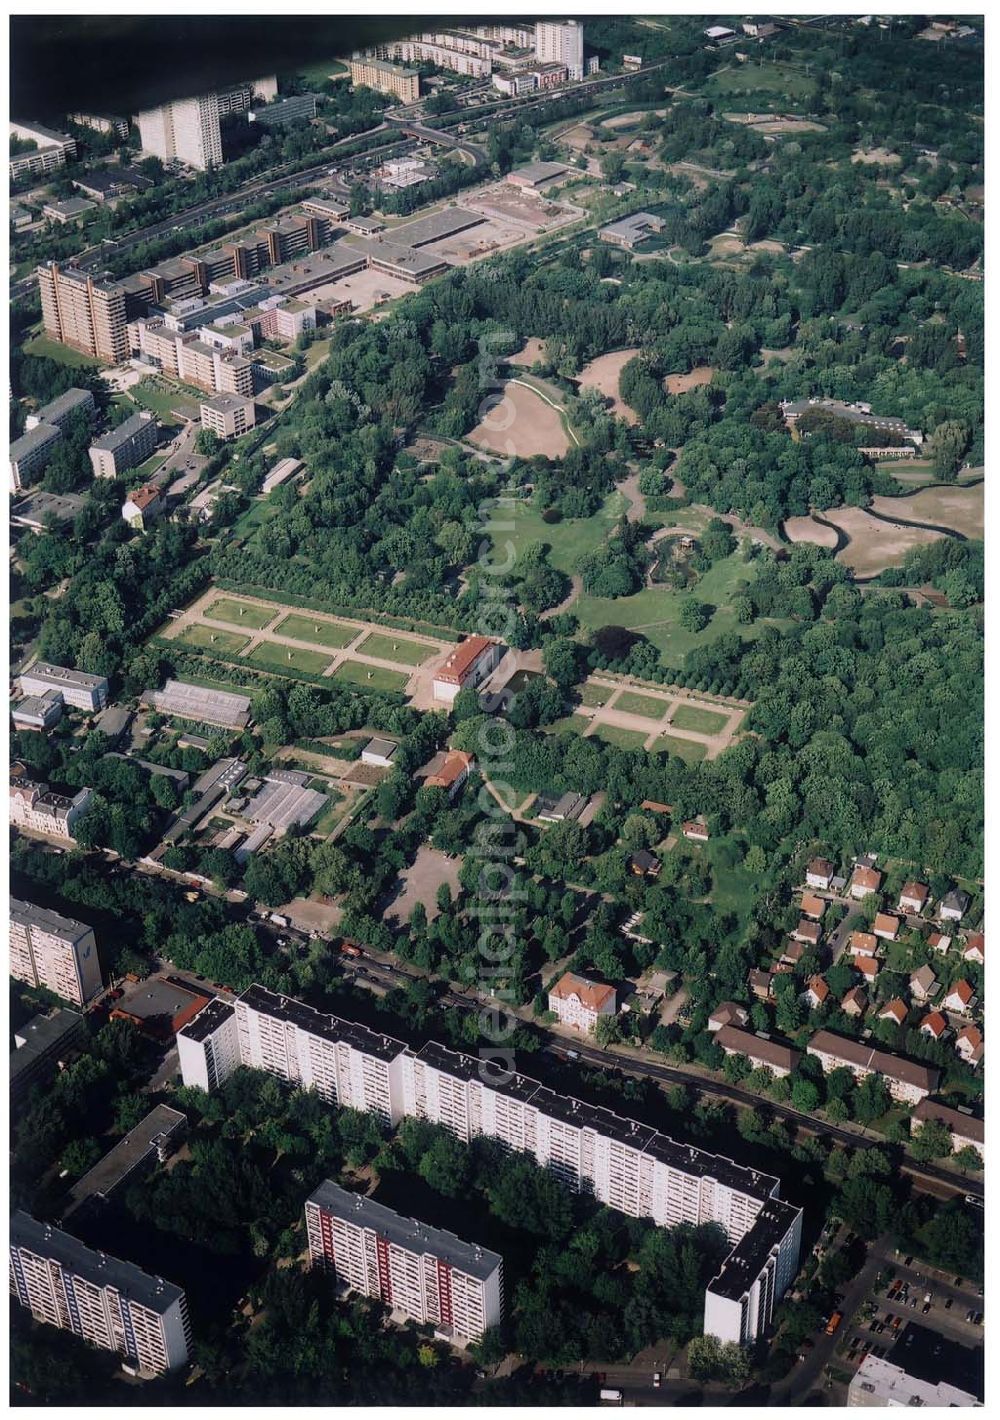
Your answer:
[945,1298,953,1311]
[973,1313,983,1326]
[922,1303,931,1315]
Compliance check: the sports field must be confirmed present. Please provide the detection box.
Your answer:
[205,598,276,630]
[671,704,729,735]
[653,734,708,764]
[176,625,250,656]
[357,632,435,666]
[615,690,671,720]
[331,660,410,692]
[275,613,358,649]
[247,641,333,675]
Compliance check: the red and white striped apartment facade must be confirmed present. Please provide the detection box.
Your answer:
[305,1181,503,1342]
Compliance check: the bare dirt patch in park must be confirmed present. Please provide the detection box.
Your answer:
[822,507,945,577]
[759,345,796,365]
[664,366,716,396]
[783,515,840,549]
[386,845,464,925]
[869,485,983,540]
[707,232,746,259]
[507,337,547,368]
[577,348,641,425]
[852,146,902,165]
[602,108,668,129]
[752,117,826,135]
[466,380,570,459]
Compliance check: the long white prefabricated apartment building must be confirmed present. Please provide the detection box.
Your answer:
[179,985,802,1344]
[10,1212,192,1376]
[305,1180,503,1343]
[10,897,104,1007]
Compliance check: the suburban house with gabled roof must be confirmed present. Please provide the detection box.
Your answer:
[749,968,774,1000]
[807,1029,939,1103]
[841,987,867,1018]
[955,1024,983,1066]
[898,881,930,914]
[801,977,829,1010]
[912,1098,983,1159]
[708,1001,749,1032]
[682,819,709,843]
[121,483,164,531]
[791,918,822,946]
[873,912,900,941]
[943,979,975,1013]
[939,888,971,922]
[780,940,805,967]
[854,955,880,983]
[848,930,879,958]
[800,893,826,920]
[849,864,882,899]
[927,931,952,955]
[714,1026,801,1078]
[962,933,984,965]
[806,857,835,890]
[920,1011,948,1041]
[910,964,937,1000]
[879,998,908,1027]
[628,849,661,878]
[418,749,475,799]
[548,972,617,1033]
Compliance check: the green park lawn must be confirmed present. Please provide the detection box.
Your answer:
[614,690,672,720]
[130,379,202,424]
[331,660,410,693]
[546,713,590,735]
[205,598,277,630]
[176,625,250,656]
[22,334,101,368]
[275,613,358,649]
[573,551,786,668]
[671,703,729,735]
[246,641,334,675]
[706,60,817,103]
[652,734,708,764]
[590,724,649,751]
[578,680,614,708]
[357,632,435,666]
[505,490,630,578]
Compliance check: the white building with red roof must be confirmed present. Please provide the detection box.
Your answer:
[548,971,617,1033]
[431,636,500,705]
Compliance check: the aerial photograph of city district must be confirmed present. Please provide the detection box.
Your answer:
[6,6,987,1409]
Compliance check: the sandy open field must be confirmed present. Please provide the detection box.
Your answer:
[783,515,840,548]
[870,484,983,539]
[466,380,570,459]
[852,146,902,165]
[468,184,575,231]
[577,348,641,425]
[560,123,596,152]
[508,337,547,368]
[664,366,716,395]
[822,507,945,576]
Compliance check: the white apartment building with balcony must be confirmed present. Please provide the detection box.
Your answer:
[536,20,584,79]
[305,1180,503,1342]
[10,1213,191,1376]
[9,897,104,1006]
[179,986,802,1343]
[137,93,222,170]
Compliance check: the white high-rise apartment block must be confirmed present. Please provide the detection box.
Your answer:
[10,1212,192,1376]
[137,93,222,170]
[536,20,584,80]
[179,986,802,1343]
[305,1181,504,1342]
[176,998,240,1092]
[9,897,104,1006]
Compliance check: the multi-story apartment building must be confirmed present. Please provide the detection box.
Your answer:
[25,387,96,433]
[67,111,130,139]
[10,779,95,847]
[179,986,802,1343]
[176,998,241,1092]
[349,57,421,103]
[361,39,491,79]
[36,263,129,363]
[199,393,256,440]
[19,661,109,711]
[177,337,255,398]
[305,1181,504,1342]
[536,20,585,80]
[88,412,158,479]
[807,1029,939,1104]
[137,93,223,171]
[547,971,617,1033]
[10,423,62,494]
[216,75,278,115]
[10,1213,192,1376]
[10,121,76,180]
[10,897,104,1006]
